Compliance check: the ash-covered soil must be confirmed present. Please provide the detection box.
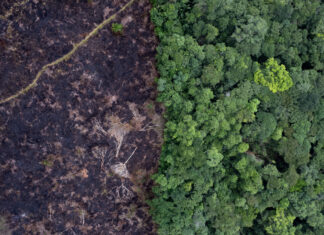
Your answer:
[0,0,162,234]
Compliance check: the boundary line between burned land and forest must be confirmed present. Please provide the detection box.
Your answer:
[0,0,136,105]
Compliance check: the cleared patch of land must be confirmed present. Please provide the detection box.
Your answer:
[0,0,162,234]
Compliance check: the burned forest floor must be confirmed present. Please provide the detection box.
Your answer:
[0,0,163,234]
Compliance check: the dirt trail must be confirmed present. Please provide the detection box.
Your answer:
[0,0,162,234]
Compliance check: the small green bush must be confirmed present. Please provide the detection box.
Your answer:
[111,23,124,35]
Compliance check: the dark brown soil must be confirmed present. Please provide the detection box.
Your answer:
[0,0,162,234]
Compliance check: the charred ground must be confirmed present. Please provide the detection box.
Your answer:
[0,0,162,234]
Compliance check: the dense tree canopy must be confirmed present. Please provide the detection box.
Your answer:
[149,0,324,234]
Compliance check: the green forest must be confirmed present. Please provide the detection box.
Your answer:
[148,0,324,234]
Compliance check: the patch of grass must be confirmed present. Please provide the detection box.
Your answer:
[111,23,124,35]
[146,103,154,111]
[40,160,53,167]
[39,154,57,167]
